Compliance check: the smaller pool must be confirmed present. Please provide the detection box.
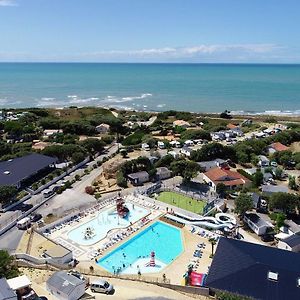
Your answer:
[97,221,183,274]
[68,203,149,245]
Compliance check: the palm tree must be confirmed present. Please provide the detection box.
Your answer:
[208,238,217,257]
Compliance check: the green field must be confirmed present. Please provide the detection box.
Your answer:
[156,191,205,214]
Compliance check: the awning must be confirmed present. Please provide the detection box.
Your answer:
[7,275,31,290]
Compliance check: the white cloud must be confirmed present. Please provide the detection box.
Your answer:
[82,44,281,59]
[0,0,17,6]
[0,43,293,63]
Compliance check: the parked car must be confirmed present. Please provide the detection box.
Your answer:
[18,203,33,212]
[90,279,114,294]
[270,161,278,167]
[30,213,42,222]
[43,190,54,198]
[261,234,275,242]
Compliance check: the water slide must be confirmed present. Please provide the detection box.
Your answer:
[165,212,236,231]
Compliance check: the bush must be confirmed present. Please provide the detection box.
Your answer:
[75,174,81,181]
[85,186,95,195]
[95,193,101,199]
[236,169,254,181]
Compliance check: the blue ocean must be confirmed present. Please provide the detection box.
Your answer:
[0,63,300,114]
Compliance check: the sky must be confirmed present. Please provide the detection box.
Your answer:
[0,0,300,63]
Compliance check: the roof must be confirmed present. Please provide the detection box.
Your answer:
[0,153,57,187]
[244,213,269,228]
[156,167,171,174]
[270,142,289,152]
[0,278,16,299]
[262,185,289,194]
[45,243,71,258]
[251,192,261,205]
[7,275,31,290]
[227,123,238,129]
[198,159,226,171]
[282,233,300,248]
[173,120,190,127]
[204,167,250,187]
[96,123,110,128]
[258,155,270,162]
[127,171,149,180]
[182,146,193,152]
[47,271,84,295]
[206,238,300,300]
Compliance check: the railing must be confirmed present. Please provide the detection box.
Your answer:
[76,266,171,285]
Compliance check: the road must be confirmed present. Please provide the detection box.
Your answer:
[0,143,119,251]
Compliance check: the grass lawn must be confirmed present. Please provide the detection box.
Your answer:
[156,191,205,214]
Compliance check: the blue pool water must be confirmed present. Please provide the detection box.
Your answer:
[68,203,148,246]
[97,221,183,273]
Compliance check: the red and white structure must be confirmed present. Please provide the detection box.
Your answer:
[145,251,156,267]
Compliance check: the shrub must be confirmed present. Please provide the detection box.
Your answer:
[75,174,80,181]
[85,186,95,195]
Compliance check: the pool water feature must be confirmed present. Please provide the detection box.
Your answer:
[68,203,149,246]
[97,221,183,274]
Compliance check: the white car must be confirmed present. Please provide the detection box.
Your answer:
[90,279,114,294]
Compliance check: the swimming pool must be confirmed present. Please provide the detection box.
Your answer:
[97,221,183,274]
[68,203,149,246]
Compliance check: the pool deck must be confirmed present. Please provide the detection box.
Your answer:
[20,194,216,286]
[44,200,162,261]
[82,220,213,285]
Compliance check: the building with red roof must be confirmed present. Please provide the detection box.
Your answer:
[203,167,251,191]
[268,142,289,154]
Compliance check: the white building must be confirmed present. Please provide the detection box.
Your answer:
[257,155,270,167]
[278,233,300,252]
[180,146,193,157]
[243,213,272,236]
[96,123,110,134]
[46,271,86,300]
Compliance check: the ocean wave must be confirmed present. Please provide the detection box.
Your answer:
[41,97,56,101]
[157,103,166,108]
[69,97,99,104]
[121,93,152,102]
[231,109,300,116]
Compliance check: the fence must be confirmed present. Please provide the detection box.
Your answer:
[14,253,71,270]
[76,266,171,285]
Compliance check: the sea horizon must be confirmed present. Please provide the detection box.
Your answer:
[1,62,300,115]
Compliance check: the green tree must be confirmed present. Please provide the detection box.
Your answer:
[0,186,18,205]
[116,171,127,188]
[216,183,227,197]
[253,170,264,187]
[71,152,86,164]
[274,167,283,179]
[268,192,300,214]
[275,213,286,230]
[288,175,298,190]
[235,193,253,217]
[80,138,105,155]
[0,250,19,279]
